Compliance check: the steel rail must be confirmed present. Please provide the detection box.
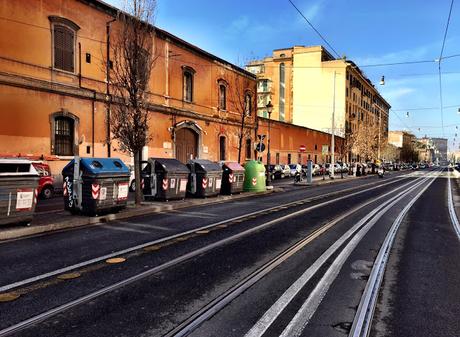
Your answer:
[348,170,441,337]
[447,169,460,240]
[0,175,420,337]
[245,173,435,337]
[0,175,408,293]
[165,176,429,337]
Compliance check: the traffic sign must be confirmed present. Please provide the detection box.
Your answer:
[255,142,266,152]
[299,145,306,152]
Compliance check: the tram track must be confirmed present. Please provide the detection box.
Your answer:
[0,174,409,294]
[0,173,429,336]
[167,173,436,337]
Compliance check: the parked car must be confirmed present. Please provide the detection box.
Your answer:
[280,164,291,178]
[265,164,283,180]
[289,164,302,177]
[31,162,55,199]
[313,164,323,176]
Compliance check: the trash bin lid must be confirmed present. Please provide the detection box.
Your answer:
[148,158,189,174]
[223,162,245,172]
[188,159,222,173]
[0,158,39,177]
[62,157,130,177]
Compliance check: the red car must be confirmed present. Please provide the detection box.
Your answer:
[32,162,55,199]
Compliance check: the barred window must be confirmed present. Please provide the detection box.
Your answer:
[54,25,75,72]
[54,117,74,155]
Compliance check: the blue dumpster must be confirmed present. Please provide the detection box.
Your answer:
[62,157,130,215]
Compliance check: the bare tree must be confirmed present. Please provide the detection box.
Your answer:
[350,123,379,162]
[381,143,399,162]
[229,73,255,163]
[109,0,156,205]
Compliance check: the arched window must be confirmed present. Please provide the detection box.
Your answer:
[244,93,252,116]
[54,116,75,156]
[49,17,80,73]
[219,136,226,161]
[50,110,79,156]
[218,82,227,110]
[182,66,195,102]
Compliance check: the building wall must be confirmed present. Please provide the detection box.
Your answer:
[0,0,257,177]
[431,138,448,161]
[247,46,390,161]
[256,118,344,165]
[292,47,347,137]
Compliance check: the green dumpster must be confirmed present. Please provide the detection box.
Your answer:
[243,160,266,192]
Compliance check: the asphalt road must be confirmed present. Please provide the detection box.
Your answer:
[0,168,458,337]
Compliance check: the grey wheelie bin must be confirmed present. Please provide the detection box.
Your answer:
[0,158,39,226]
[221,162,245,195]
[187,159,223,197]
[62,157,130,216]
[142,158,190,201]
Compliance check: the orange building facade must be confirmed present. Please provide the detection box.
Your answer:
[257,118,344,165]
[0,0,257,172]
[0,0,343,179]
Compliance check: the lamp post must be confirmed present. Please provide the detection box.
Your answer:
[266,101,273,186]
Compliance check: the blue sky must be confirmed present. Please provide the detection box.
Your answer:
[107,0,460,149]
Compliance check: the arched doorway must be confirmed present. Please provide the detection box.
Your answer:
[176,128,198,163]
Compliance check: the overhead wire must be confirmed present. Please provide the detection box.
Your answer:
[286,0,341,59]
[437,0,455,137]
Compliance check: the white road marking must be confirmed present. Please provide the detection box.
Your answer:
[279,175,436,337]
[100,225,151,234]
[244,176,429,337]
[349,170,440,337]
[0,177,407,294]
[447,170,460,240]
[118,221,173,231]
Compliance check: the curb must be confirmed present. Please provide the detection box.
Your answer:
[0,190,275,241]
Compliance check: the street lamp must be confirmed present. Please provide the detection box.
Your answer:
[266,101,273,186]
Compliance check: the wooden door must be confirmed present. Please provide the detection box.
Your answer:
[176,128,198,163]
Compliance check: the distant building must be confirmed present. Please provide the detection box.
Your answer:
[431,138,448,162]
[246,46,390,162]
[417,137,435,162]
[388,131,415,149]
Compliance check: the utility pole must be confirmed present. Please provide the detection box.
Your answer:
[378,110,381,160]
[330,71,336,179]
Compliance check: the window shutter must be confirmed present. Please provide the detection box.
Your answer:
[54,25,74,72]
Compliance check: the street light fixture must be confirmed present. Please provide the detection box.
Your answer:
[379,76,385,85]
[266,101,273,187]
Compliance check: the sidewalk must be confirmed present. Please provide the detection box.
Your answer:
[0,172,379,241]
[0,190,277,241]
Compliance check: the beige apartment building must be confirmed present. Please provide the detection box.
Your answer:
[246,46,390,161]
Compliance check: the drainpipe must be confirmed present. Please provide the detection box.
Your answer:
[106,17,117,158]
[78,43,82,87]
[92,91,96,157]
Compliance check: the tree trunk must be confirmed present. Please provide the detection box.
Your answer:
[134,150,142,205]
[237,133,243,163]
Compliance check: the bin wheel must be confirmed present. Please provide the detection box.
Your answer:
[41,186,54,199]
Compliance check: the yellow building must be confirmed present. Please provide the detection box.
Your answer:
[247,46,391,161]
